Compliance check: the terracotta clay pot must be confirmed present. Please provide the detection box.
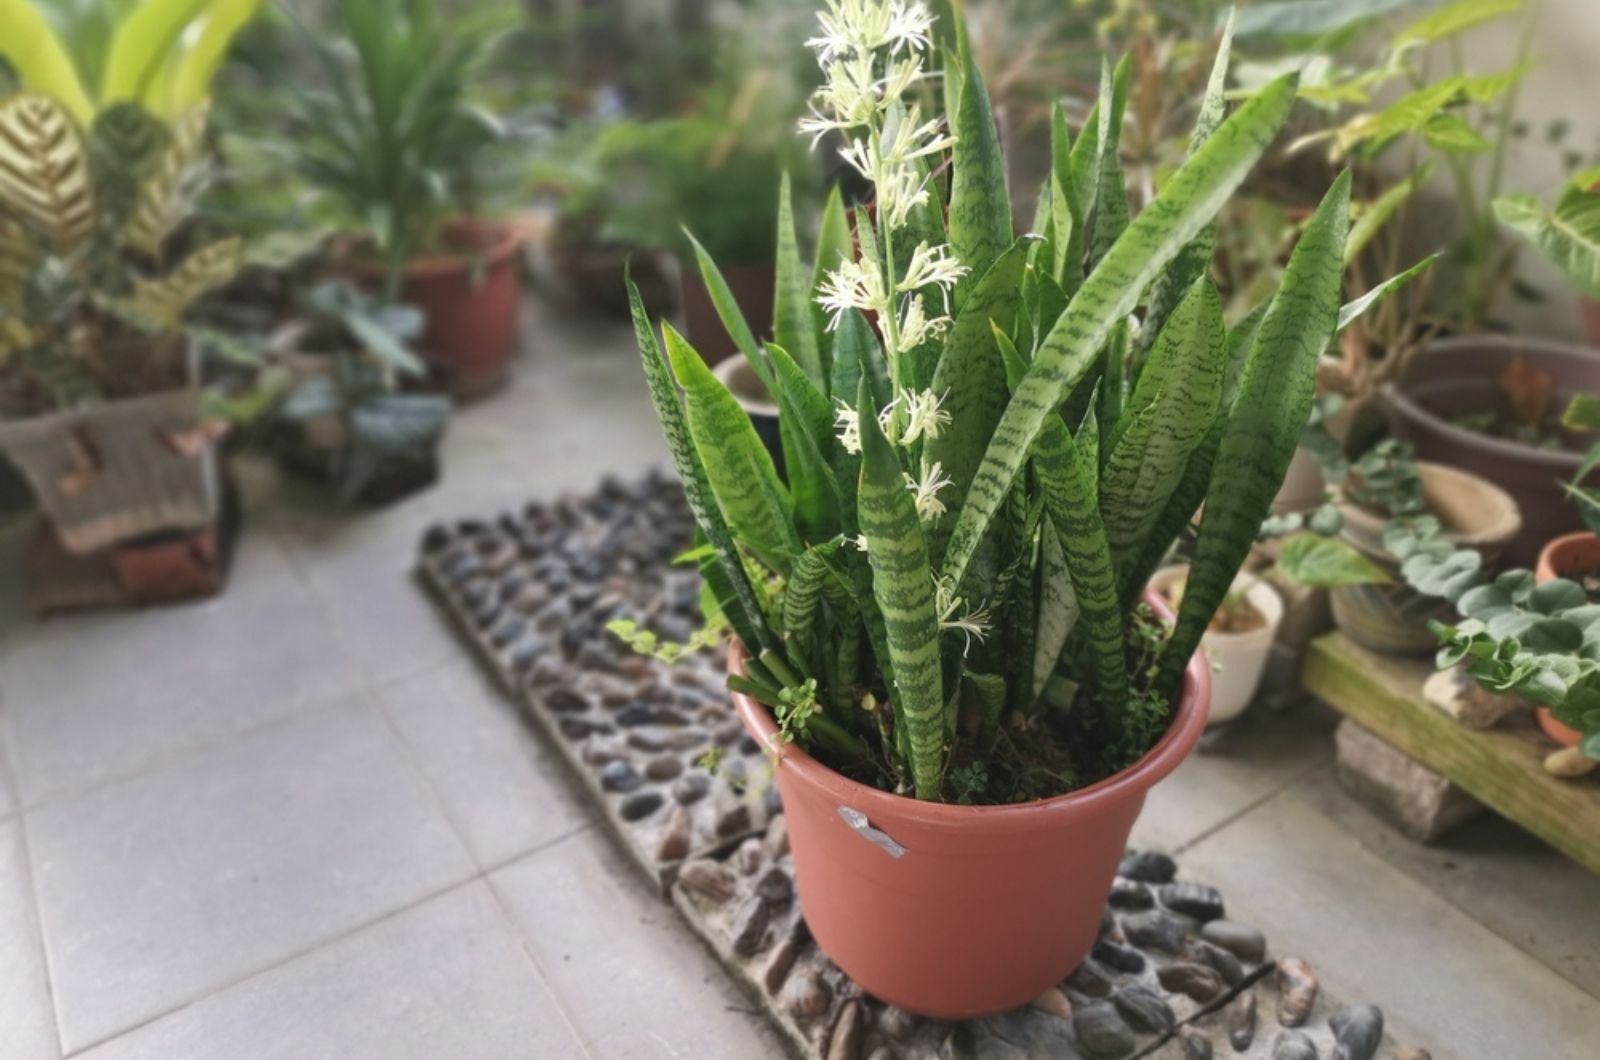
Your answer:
[1535,530,1600,585]
[1330,461,1521,656]
[1531,532,1596,747]
[679,262,775,368]
[1384,336,1600,567]
[729,595,1211,1019]
[390,218,522,400]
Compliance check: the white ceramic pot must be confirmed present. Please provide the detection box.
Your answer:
[1150,567,1285,726]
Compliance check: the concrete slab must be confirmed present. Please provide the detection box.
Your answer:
[1179,776,1600,1059]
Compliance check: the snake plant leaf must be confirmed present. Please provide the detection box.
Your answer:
[1102,279,1226,579]
[664,322,800,575]
[774,174,825,389]
[1337,253,1439,332]
[628,277,773,654]
[783,537,845,674]
[1047,102,1079,292]
[0,95,98,251]
[1088,57,1132,274]
[1156,170,1351,701]
[856,378,947,799]
[128,236,241,326]
[833,297,892,412]
[811,185,852,377]
[768,342,843,542]
[924,238,1033,562]
[1031,519,1079,709]
[1131,11,1234,376]
[0,1,94,124]
[124,102,209,257]
[160,0,264,117]
[941,73,1301,593]
[684,228,773,392]
[1495,184,1600,300]
[994,323,1130,726]
[947,34,1012,311]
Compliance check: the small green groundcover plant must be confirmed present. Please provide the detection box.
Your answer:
[625,0,1359,804]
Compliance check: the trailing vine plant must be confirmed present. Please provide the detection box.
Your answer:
[626,0,1360,803]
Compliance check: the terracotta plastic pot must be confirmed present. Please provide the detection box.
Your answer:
[729,596,1210,1019]
[390,218,523,400]
[1384,336,1600,567]
[1330,461,1521,656]
[1150,568,1282,726]
[679,262,775,368]
[1532,532,1596,747]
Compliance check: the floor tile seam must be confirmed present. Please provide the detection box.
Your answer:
[14,687,365,816]
[479,861,599,1060]
[1171,753,1334,857]
[56,870,488,1059]
[13,810,68,1060]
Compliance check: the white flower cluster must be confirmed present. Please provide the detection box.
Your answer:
[832,388,949,456]
[934,575,991,647]
[799,0,964,345]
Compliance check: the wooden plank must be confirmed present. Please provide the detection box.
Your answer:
[1301,631,1600,876]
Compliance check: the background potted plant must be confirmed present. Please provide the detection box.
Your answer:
[626,0,1357,1019]
[0,0,257,554]
[268,280,450,507]
[271,0,525,399]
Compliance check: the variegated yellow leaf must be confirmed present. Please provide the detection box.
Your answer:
[129,236,240,326]
[124,102,209,257]
[0,95,97,250]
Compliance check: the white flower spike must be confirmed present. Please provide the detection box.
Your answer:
[816,257,888,330]
[899,387,951,444]
[833,399,863,455]
[905,460,953,521]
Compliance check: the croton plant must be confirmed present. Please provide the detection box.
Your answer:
[627,0,1358,804]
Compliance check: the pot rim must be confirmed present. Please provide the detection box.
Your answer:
[730,589,1211,833]
[1148,566,1283,645]
[1382,334,1600,471]
[352,217,523,281]
[1536,530,1600,582]
[1336,459,1522,553]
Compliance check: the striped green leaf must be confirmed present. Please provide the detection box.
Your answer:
[856,378,947,799]
[947,35,1012,311]
[994,324,1130,725]
[1031,520,1079,709]
[783,538,845,673]
[811,185,852,378]
[1088,57,1132,273]
[774,174,825,389]
[1131,11,1234,376]
[684,229,773,392]
[924,238,1033,562]
[768,342,843,541]
[1048,102,1079,292]
[628,278,772,653]
[1101,279,1225,580]
[663,323,800,574]
[940,73,1300,593]
[1156,170,1352,700]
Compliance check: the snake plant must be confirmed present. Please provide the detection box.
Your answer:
[629,0,1354,803]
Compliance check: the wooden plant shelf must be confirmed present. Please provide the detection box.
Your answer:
[1301,632,1600,876]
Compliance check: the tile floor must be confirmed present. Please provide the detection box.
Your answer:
[1,302,1597,1058]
